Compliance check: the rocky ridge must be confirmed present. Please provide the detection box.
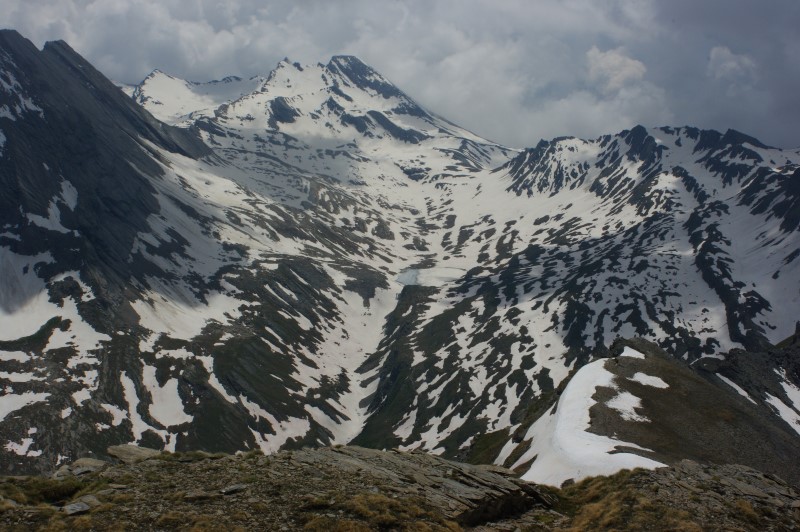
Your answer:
[0,445,798,531]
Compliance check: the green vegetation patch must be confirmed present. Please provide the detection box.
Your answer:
[0,476,89,505]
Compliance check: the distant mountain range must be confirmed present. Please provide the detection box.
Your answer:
[0,29,798,486]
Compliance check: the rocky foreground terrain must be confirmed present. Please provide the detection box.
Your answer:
[0,445,798,531]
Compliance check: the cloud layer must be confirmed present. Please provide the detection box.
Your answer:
[3,0,798,148]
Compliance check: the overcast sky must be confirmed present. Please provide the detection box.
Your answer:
[3,0,799,148]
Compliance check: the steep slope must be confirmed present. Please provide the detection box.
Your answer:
[506,339,800,488]
[1,30,799,483]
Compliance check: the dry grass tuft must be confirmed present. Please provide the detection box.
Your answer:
[560,470,702,531]
[156,511,187,528]
[734,498,759,524]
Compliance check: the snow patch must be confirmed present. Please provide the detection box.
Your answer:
[629,372,668,389]
[72,387,91,405]
[776,369,800,414]
[0,371,43,382]
[195,355,237,404]
[155,348,194,360]
[619,346,646,359]
[121,372,153,442]
[0,391,50,421]
[142,365,192,427]
[606,391,649,422]
[394,408,417,441]
[47,293,110,354]
[765,393,800,436]
[0,351,30,363]
[717,374,756,404]
[60,180,78,210]
[0,249,57,341]
[100,403,127,426]
[5,436,41,457]
[249,415,311,454]
[132,286,243,341]
[397,266,466,287]
[26,199,72,234]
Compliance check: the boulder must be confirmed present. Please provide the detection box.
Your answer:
[107,445,161,464]
[76,495,102,508]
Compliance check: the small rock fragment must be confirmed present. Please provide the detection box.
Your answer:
[62,502,91,516]
[764,497,784,508]
[52,465,72,479]
[676,480,701,494]
[475,464,517,477]
[0,496,18,507]
[71,457,109,470]
[220,484,248,495]
[729,478,769,498]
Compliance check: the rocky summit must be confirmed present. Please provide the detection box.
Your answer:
[1,445,799,531]
[0,25,800,519]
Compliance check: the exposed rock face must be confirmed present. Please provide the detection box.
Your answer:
[1,446,798,531]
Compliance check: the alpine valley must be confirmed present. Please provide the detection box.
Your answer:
[1,29,799,488]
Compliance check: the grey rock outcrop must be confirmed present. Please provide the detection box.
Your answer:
[106,444,161,464]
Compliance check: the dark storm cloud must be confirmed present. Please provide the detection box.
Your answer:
[2,0,798,147]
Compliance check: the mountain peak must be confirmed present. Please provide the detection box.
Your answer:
[327,54,367,67]
[721,128,770,149]
[325,55,403,100]
[0,28,30,47]
[143,68,169,80]
[266,57,307,81]
[0,29,41,61]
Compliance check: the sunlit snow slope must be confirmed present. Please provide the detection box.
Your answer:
[1,30,799,479]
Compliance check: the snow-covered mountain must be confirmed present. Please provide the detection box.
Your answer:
[132,70,267,125]
[1,30,799,484]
